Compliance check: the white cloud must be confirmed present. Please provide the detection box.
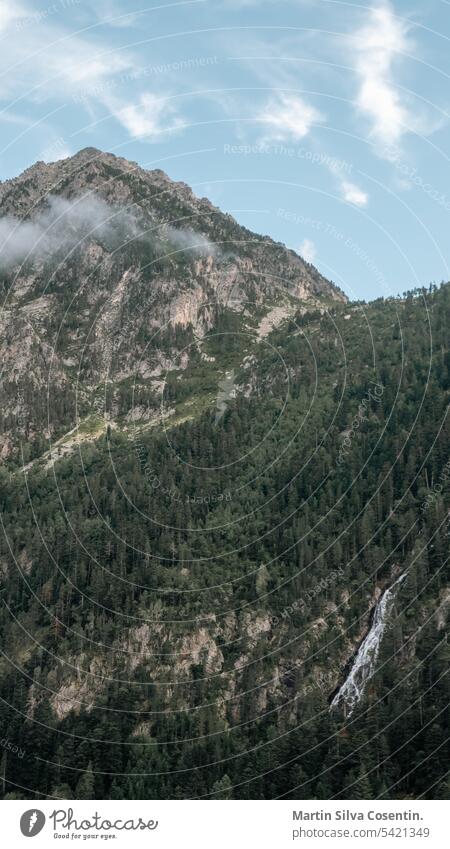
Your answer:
[257,93,323,142]
[298,238,316,263]
[325,159,369,207]
[340,179,369,207]
[0,194,217,268]
[105,92,183,140]
[164,225,218,257]
[0,0,23,31]
[350,1,412,150]
[41,141,72,163]
[222,0,307,6]
[59,55,130,88]
[0,5,135,103]
[0,195,139,267]
[92,0,141,28]
[0,3,187,146]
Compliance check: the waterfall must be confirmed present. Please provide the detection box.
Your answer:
[330,572,407,716]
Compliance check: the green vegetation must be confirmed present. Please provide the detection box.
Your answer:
[0,283,448,800]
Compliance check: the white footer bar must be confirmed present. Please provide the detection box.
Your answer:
[2,800,447,848]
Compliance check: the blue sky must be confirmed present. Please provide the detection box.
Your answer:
[0,0,449,301]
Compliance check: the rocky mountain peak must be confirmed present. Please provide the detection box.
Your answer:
[0,148,346,463]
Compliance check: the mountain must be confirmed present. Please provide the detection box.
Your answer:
[0,148,344,465]
[0,151,448,802]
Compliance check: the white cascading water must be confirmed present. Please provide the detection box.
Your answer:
[330,572,407,716]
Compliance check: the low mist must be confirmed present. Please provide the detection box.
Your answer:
[0,193,218,269]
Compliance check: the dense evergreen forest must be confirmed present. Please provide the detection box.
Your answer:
[0,283,448,800]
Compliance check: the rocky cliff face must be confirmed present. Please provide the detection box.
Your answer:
[0,148,345,462]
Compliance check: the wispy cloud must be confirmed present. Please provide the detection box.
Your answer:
[350,1,414,152]
[0,1,178,144]
[253,82,367,206]
[41,139,73,162]
[0,195,138,267]
[221,0,304,6]
[326,160,369,207]
[298,237,316,263]
[0,193,216,268]
[257,93,323,143]
[104,92,183,141]
[0,0,24,31]
[92,0,141,28]
[164,225,218,257]
[0,4,133,100]
[339,179,368,207]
